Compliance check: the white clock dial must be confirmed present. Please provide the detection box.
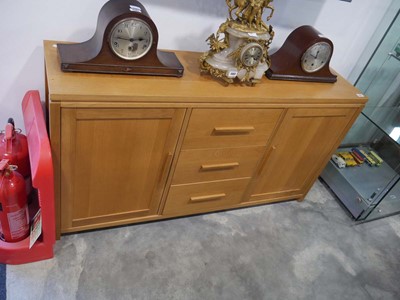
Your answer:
[301,42,332,73]
[110,18,153,60]
[241,43,263,67]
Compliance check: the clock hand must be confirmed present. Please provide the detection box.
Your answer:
[116,36,131,41]
[311,50,320,59]
[116,37,145,42]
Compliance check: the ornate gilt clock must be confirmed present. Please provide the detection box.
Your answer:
[266,25,337,83]
[57,0,184,77]
[200,0,275,85]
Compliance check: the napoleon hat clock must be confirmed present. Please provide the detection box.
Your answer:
[57,0,184,77]
[266,25,337,83]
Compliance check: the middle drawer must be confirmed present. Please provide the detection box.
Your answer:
[172,146,265,185]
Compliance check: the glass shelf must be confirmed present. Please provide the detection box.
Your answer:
[334,147,398,203]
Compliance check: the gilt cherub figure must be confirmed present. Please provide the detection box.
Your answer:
[200,0,275,85]
[226,0,274,32]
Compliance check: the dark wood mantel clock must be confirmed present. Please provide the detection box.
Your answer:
[57,0,184,77]
[266,25,337,83]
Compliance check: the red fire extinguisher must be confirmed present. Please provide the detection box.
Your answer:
[0,159,29,242]
[0,118,31,195]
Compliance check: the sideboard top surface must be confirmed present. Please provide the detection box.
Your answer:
[44,40,367,105]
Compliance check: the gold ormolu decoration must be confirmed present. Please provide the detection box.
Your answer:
[227,0,274,32]
[200,0,275,85]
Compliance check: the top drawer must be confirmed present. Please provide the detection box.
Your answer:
[182,108,283,149]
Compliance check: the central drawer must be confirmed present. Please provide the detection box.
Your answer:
[182,108,283,149]
[163,178,251,216]
[172,146,265,185]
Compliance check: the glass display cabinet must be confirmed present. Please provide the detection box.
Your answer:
[321,109,400,221]
[320,12,400,221]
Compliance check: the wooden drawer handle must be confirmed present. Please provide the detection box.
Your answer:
[213,126,255,134]
[201,162,240,171]
[190,193,226,203]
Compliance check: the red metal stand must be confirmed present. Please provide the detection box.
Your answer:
[0,91,55,264]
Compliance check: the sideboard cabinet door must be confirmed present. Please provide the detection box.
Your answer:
[60,108,185,232]
[245,108,357,203]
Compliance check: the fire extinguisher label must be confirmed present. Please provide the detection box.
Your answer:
[7,207,29,240]
[29,209,42,249]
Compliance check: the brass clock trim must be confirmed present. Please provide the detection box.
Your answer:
[108,17,154,61]
[300,41,332,73]
[200,0,275,85]
[241,43,264,67]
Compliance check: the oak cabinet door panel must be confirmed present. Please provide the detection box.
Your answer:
[246,108,357,203]
[60,108,185,231]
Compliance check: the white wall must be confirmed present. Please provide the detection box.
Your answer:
[0,0,393,130]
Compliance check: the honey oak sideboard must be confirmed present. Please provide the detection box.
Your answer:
[43,41,367,237]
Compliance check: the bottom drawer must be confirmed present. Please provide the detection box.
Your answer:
[163,178,250,216]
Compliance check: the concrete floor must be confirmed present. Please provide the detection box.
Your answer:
[6,180,400,300]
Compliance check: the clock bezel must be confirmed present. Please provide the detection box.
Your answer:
[109,17,154,61]
[301,41,332,73]
[241,43,264,67]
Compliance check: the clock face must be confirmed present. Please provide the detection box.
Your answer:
[109,18,153,60]
[301,42,332,73]
[241,43,263,67]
